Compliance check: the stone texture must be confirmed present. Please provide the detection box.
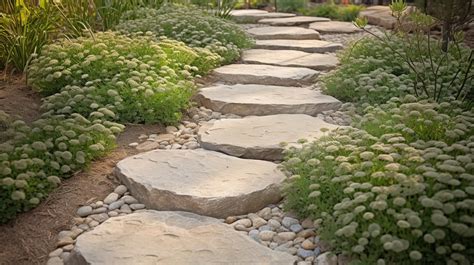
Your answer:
[231,9,296,23]
[315,252,338,265]
[309,21,362,34]
[67,211,296,265]
[197,84,341,117]
[198,114,339,160]
[255,39,343,53]
[247,26,321,40]
[115,149,285,218]
[242,49,338,70]
[212,64,318,87]
[359,6,397,29]
[259,16,330,26]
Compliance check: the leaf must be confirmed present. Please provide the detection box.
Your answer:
[39,0,48,9]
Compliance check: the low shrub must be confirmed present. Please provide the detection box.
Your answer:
[0,112,123,222]
[282,96,474,264]
[299,4,363,22]
[276,0,307,12]
[115,5,254,64]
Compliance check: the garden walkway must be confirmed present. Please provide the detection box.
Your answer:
[62,12,359,265]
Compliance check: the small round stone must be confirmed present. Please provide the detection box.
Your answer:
[268,219,281,229]
[108,200,124,211]
[302,239,315,250]
[121,195,138,204]
[108,211,119,217]
[257,207,272,220]
[49,248,63,257]
[297,248,315,259]
[46,257,63,265]
[130,203,145,210]
[225,216,237,224]
[259,230,276,241]
[282,217,299,228]
[114,185,128,195]
[103,192,119,204]
[120,204,132,214]
[76,206,92,217]
[290,224,303,233]
[62,244,74,252]
[233,218,252,228]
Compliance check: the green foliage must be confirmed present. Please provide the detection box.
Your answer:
[276,0,306,12]
[28,32,218,124]
[0,0,60,72]
[115,5,254,64]
[282,96,474,264]
[299,4,363,22]
[0,112,122,223]
[323,36,473,105]
[190,0,237,18]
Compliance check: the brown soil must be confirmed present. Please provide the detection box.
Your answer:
[0,78,165,265]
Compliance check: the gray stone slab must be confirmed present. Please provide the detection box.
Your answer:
[212,64,319,86]
[255,39,343,53]
[115,150,285,218]
[198,114,339,160]
[231,9,296,23]
[259,16,330,26]
[247,26,321,40]
[197,84,341,116]
[242,49,338,70]
[67,211,296,265]
[309,21,362,34]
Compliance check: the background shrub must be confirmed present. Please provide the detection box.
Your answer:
[115,5,254,64]
[299,4,363,22]
[276,0,307,12]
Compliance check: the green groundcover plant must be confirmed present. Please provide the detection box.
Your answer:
[299,3,363,22]
[115,5,254,64]
[28,32,220,124]
[282,95,474,264]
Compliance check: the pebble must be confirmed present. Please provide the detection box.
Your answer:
[234,224,250,232]
[92,207,107,214]
[297,229,316,238]
[315,252,337,265]
[294,237,305,244]
[275,232,296,243]
[257,207,272,220]
[60,252,70,262]
[268,219,281,229]
[120,204,132,214]
[313,247,321,256]
[58,231,72,240]
[128,142,139,147]
[76,206,92,217]
[108,211,119,217]
[62,244,74,252]
[121,195,138,204]
[290,224,303,233]
[233,218,252,228]
[46,257,63,265]
[282,217,299,228]
[302,239,315,250]
[70,227,83,239]
[90,213,109,223]
[103,192,119,204]
[301,218,314,229]
[49,248,63,257]
[56,237,74,247]
[114,185,127,195]
[108,200,124,211]
[248,229,259,241]
[258,225,272,232]
[297,248,314,259]
[130,203,145,210]
[225,216,237,224]
[258,230,276,241]
[89,220,99,227]
[78,224,89,230]
[166,126,178,133]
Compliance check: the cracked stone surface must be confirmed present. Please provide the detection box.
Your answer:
[255,39,343,53]
[231,9,296,23]
[198,114,339,161]
[196,84,341,116]
[67,211,296,265]
[258,16,330,26]
[247,26,321,40]
[242,49,338,71]
[309,21,362,34]
[212,64,319,87]
[115,150,286,218]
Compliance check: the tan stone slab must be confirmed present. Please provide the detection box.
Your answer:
[242,49,338,71]
[115,150,285,218]
[68,211,296,265]
[309,21,362,34]
[231,9,295,23]
[197,84,341,116]
[247,26,321,40]
[258,16,330,26]
[198,114,339,160]
[212,64,319,86]
[255,39,343,53]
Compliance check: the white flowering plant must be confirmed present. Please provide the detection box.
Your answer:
[282,96,474,264]
[115,5,254,64]
[0,112,123,223]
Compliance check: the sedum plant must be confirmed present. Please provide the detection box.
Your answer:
[282,95,474,264]
[115,5,254,64]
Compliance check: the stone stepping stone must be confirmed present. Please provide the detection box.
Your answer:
[259,16,330,26]
[115,149,285,218]
[231,9,295,23]
[309,21,362,34]
[242,49,338,71]
[197,84,341,116]
[68,211,296,265]
[198,114,338,160]
[247,26,320,40]
[212,64,318,87]
[255,39,343,53]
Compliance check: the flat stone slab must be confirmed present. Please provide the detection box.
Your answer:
[247,26,320,40]
[197,84,341,116]
[255,39,343,53]
[115,150,285,218]
[212,64,318,86]
[68,211,296,265]
[309,21,362,34]
[259,16,330,26]
[242,49,338,71]
[231,9,295,23]
[198,114,339,160]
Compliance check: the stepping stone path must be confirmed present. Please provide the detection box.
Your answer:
[115,149,285,218]
[196,84,341,116]
[242,49,339,71]
[247,26,321,40]
[255,39,343,53]
[68,211,296,264]
[54,10,362,265]
[212,64,319,86]
[309,21,362,34]
[258,16,330,26]
[198,114,338,160]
